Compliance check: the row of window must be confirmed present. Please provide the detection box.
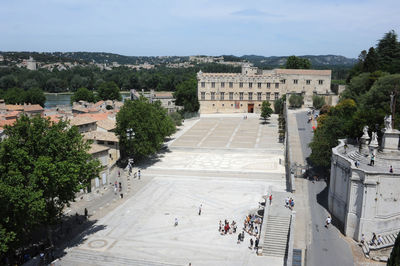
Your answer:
[201,79,324,88]
[200,92,279,101]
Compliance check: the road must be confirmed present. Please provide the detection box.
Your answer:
[295,110,354,266]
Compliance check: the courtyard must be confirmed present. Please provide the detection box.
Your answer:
[60,114,286,266]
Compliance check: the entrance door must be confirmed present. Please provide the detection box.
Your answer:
[247,103,254,113]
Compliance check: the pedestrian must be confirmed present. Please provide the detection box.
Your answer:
[378,235,384,245]
[390,165,393,173]
[237,233,241,244]
[325,215,331,228]
[371,233,377,245]
[219,220,222,232]
[175,218,178,227]
[241,231,245,242]
[370,154,375,166]
[290,198,295,209]
[285,197,289,208]
[249,238,253,249]
[84,208,88,219]
[254,226,258,235]
[118,170,120,177]
[255,238,259,253]
[138,170,141,180]
[269,194,272,205]
[198,204,202,216]
[360,234,365,244]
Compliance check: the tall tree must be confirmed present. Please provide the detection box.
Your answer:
[261,101,273,121]
[71,87,96,103]
[285,56,311,69]
[98,81,122,101]
[376,30,400,73]
[25,87,46,107]
[0,115,101,257]
[173,78,199,113]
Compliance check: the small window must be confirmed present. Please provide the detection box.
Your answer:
[266,92,271,100]
[257,92,262,101]
[274,92,279,100]
[248,92,253,101]
[211,82,215,88]
[306,80,311,85]
[220,92,224,100]
[229,92,233,100]
[318,80,324,85]
[98,140,105,145]
[211,92,215,100]
[229,82,233,88]
[239,92,244,100]
[275,83,279,88]
[267,82,271,88]
[249,82,253,88]
[258,82,262,88]
[201,92,205,100]
[222,104,224,106]
[221,82,225,88]
[239,82,243,88]
[201,82,205,88]
[293,79,298,84]
[108,141,114,145]
[281,79,286,84]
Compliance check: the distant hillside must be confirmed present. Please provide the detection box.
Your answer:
[240,54,357,68]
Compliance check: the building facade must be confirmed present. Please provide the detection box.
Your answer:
[197,64,332,114]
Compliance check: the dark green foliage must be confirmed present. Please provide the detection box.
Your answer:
[0,115,101,257]
[71,87,96,103]
[285,56,311,69]
[169,112,183,126]
[173,78,199,113]
[289,94,304,108]
[98,81,122,101]
[274,96,285,114]
[261,101,273,121]
[312,95,326,109]
[116,98,176,160]
[3,87,46,106]
[388,232,400,266]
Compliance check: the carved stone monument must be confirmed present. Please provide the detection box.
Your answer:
[360,126,370,155]
[369,131,379,155]
[382,115,400,152]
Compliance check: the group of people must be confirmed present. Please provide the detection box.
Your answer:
[285,197,295,210]
[370,233,385,246]
[243,214,261,237]
[219,220,237,234]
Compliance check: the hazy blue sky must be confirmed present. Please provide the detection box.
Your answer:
[1,0,399,58]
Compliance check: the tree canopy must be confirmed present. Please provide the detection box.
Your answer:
[285,56,311,69]
[289,94,303,108]
[173,78,199,113]
[312,95,326,109]
[2,87,46,106]
[98,81,122,101]
[115,98,176,161]
[261,101,273,121]
[71,87,97,103]
[0,115,101,258]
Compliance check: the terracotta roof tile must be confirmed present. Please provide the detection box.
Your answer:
[83,131,119,142]
[88,143,110,154]
[97,119,116,131]
[69,116,97,126]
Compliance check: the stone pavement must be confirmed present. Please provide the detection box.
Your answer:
[58,115,287,266]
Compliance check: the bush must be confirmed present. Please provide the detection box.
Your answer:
[312,95,326,109]
[289,94,303,108]
[169,112,182,126]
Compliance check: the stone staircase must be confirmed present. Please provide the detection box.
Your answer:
[347,150,363,162]
[261,215,290,257]
[361,231,400,260]
[55,249,181,266]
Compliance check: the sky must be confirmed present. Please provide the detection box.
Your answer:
[0,0,399,58]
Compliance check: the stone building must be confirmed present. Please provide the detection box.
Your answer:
[197,64,332,114]
[329,126,400,242]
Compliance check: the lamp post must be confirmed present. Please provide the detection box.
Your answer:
[126,128,135,173]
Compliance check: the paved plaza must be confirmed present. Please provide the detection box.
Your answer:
[60,114,286,266]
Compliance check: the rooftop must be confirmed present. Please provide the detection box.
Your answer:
[69,116,97,126]
[97,118,116,131]
[83,131,119,142]
[88,143,110,154]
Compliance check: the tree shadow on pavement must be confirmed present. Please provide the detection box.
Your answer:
[316,183,345,233]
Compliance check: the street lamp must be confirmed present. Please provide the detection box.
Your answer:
[126,128,135,173]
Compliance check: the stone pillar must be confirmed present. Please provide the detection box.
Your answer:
[382,129,400,152]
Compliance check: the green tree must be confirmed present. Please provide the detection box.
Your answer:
[98,81,122,101]
[274,95,285,114]
[0,115,101,256]
[261,101,273,121]
[115,98,176,160]
[173,78,199,113]
[25,88,46,107]
[0,75,18,90]
[289,94,304,108]
[285,56,311,69]
[362,47,379,73]
[3,87,25,104]
[388,232,400,266]
[376,30,400,73]
[71,87,96,103]
[169,111,183,126]
[312,95,326,109]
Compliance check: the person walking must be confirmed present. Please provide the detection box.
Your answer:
[138,170,141,180]
[174,218,178,227]
[378,235,384,245]
[269,194,272,205]
[198,204,202,215]
[390,165,393,173]
[371,232,377,245]
[370,154,375,166]
[237,233,241,244]
[290,198,295,210]
[285,197,289,208]
[249,238,253,249]
[325,215,332,228]
[255,238,259,253]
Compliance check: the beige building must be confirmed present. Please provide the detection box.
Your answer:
[197,64,332,113]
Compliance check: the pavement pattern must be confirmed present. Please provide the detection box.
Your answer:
[58,114,287,266]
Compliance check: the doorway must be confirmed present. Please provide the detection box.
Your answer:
[247,103,254,113]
